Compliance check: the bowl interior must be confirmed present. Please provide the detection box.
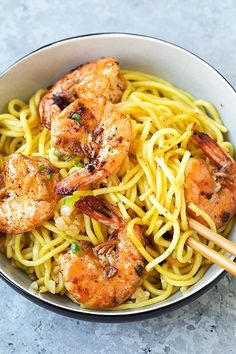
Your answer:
[0,33,236,317]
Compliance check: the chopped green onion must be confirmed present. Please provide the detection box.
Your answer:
[71,113,81,120]
[70,113,84,126]
[38,164,46,172]
[70,241,83,254]
[54,149,62,158]
[64,194,80,209]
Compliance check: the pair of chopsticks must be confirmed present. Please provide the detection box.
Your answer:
[187,218,236,276]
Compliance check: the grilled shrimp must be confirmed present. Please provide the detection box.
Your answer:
[0,153,60,234]
[59,196,145,308]
[55,100,131,194]
[185,131,236,228]
[39,57,126,129]
[51,98,104,156]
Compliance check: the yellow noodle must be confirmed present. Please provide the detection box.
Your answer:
[0,70,234,308]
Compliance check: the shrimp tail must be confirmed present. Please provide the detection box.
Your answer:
[55,169,105,194]
[192,131,233,168]
[75,196,124,229]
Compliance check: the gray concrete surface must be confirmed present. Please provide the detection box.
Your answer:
[0,0,236,353]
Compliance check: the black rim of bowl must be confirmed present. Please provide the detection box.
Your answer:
[0,32,233,322]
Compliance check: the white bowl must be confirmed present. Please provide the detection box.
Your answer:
[0,33,235,322]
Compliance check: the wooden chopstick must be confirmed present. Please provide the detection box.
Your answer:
[187,218,236,277]
[187,236,236,276]
[188,218,236,257]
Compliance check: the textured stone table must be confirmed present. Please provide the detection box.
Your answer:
[0,1,236,353]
